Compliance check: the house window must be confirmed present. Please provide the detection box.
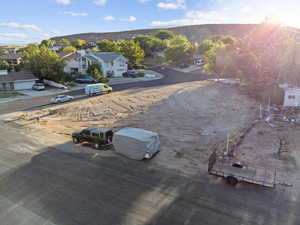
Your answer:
[288,95,296,99]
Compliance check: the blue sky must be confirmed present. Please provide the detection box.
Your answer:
[0,0,299,45]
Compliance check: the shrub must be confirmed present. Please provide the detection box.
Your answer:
[64,81,77,88]
[135,64,149,70]
[99,77,109,83]
[138,72,145,77]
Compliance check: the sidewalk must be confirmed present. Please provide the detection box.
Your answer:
[0,70,163,104]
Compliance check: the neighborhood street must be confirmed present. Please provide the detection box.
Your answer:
[0,67,210,115]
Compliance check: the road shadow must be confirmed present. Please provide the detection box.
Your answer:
[0,140,298,225]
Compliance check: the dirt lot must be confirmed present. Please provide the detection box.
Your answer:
[14,81,258,175]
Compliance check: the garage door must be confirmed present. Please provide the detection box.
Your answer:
[14,81,35,91]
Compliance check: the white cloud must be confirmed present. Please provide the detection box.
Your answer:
[55,0,71,5]
[0,33,27,39]
[127,16,137,22]
[0,22,42,32]
[94,0,107,5]
[103,15,115,21]
[157,0,186,10]
[151,9,261,27]
[62,11,88,16]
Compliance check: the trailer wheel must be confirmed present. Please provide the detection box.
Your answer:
[226,176,238,186]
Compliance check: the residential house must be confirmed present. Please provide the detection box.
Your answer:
[87,41,97,49]
[63,51,128,77]
[0,53,22,69]
[61,52,82,74]
[0,70,37,91]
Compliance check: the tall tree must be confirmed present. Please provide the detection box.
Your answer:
[72,39,86,49]
[118,40,145,67]
[97,39,120,52]
[0,49,9,55]
[40,39,56,47]
[155,30,175,40]
[164,35,192,64]
[22,45,64,81]
[134,35,165,56]
[0,60,10,71]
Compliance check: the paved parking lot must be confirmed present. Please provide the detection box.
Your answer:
[0,121,300,225]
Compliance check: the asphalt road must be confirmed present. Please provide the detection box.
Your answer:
[0,121,299,225]
[0,67,210,115]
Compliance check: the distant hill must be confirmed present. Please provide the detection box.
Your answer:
[52,24,300,43]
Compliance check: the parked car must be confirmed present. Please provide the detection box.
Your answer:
[32,83,45,91]
[74,76,98,84]
[123,70,139,78]
[51,95,74,104]
[72,127,114,149]
[85,83,112,96]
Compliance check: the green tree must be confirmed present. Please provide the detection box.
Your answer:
[210,35,237,45]
[40,39,56,47]
[97,39,120,52]
[118,40,145,67]
[58,38,71,45]
[164,35,192,64]
[62,46,77,53]
[0,49,9,55]
[87,62,102,78]
[72,39,86,49]
[22,45,64,81]
[0,60,10,71]
[198,40,215,55]
[134,35,165,56]
[155,30,175,40]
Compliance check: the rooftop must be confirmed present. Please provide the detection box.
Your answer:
[0,71,37,83]
[92,52,123,62]
[59,52,81,61]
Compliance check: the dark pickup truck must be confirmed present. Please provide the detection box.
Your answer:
[72,127,113,149]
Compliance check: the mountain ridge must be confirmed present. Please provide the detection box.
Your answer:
[52,24,300,43]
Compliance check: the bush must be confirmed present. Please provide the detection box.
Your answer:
[63,81,77,88]
[99,77,109,83]
[134,64,149,70]
[138,72,145,77]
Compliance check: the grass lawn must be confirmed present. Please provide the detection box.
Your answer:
[0,92,19,99]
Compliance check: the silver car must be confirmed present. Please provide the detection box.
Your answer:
[32,83,45,91]
[51,95,74,104]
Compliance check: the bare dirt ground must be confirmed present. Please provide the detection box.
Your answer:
[14,81,258,175]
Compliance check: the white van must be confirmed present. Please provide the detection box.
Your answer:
[85,83,112,96]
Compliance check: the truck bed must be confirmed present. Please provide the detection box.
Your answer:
[209,160,276,188]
